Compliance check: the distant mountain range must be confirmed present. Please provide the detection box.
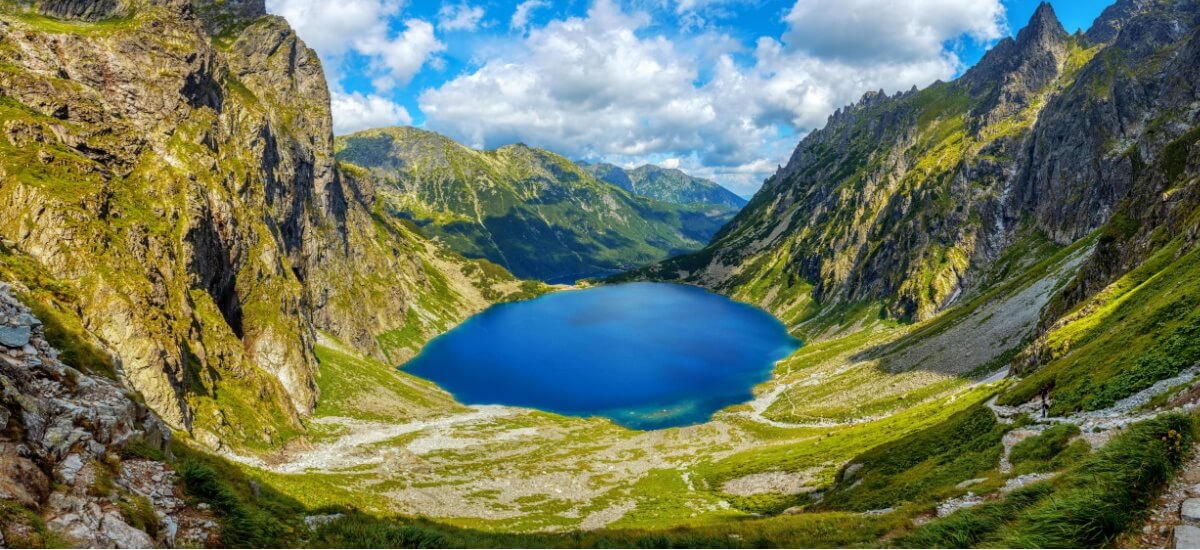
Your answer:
[578,161,748,210]
[335,127,743,282]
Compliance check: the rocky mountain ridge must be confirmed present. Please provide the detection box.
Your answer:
[629,1,1197,320]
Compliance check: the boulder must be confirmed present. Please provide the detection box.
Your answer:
[1175,525,1200,549]
[100,512,156,549]
[1182,498,1200,524]
[0,325,31,348]
[57,454,84,485]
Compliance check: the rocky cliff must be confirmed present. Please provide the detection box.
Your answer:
[0,0,535,451]
[335,126,732,282]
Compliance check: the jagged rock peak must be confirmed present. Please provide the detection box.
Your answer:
[1017,2,1068,49]
[960,1,1069,126]
[968,1,1068,80]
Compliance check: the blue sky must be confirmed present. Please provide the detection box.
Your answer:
[266,0,1115,195]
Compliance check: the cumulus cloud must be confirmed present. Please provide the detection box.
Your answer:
[272,0,1007,194]
[331,91,412,135]
[420,0,1004,193]
[783,0,1005,63]
[266,0,443,88]
[357,19,445,90]
[510,0,547,30]
[438,3,485,32]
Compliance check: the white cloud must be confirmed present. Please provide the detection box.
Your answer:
[357,19,445,90]
[783,0,1005,62]
[330,91,412,135]
[274,0,1007,194]
[438,3,485,32]
[266,0,443,89]
[510,0,547,30]
[421,0,1005,193]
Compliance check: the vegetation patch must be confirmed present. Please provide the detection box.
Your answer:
[897,413,1194,548]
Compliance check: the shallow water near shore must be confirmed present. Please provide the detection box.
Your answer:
[402,282,800,429]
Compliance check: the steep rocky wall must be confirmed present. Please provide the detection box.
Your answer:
[0,0,319,444]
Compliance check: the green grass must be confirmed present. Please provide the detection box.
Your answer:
[0,500,68,548]
[176,444,308,547]
[1008,424,1089,475]
[817,405,1008,513]
[1005,238,1200,413]
[897,412,1194,548]
[6,9,138,36]
[313,341,462,422]
[698,384,998,490]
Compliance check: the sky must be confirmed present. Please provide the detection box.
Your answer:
[264,0,1116,196]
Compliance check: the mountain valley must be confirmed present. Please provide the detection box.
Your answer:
[1,0,1200,548]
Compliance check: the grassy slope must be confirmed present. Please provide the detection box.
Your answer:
[1003,235,1200,414]
[115,402,1194,549]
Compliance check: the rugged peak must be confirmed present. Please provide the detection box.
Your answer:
[966,2,1068,83]
[960,0,1069,126]
[1015,2,1068,55]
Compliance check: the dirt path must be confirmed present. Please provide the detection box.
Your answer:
[988,364,1200,432]
[925,365,1200,521]
[222,406,519,474]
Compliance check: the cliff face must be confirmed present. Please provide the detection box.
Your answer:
[335,126,732,282]
[0,0,532,450]
[632,1,1200,327]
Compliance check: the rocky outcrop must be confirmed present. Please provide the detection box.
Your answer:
[192,0,266,36]
[16,0,135,21]
[0,282,217,547]
[963,2,1070,127]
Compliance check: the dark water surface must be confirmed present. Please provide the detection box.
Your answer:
[403,282,799,429]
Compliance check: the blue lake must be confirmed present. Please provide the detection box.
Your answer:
[402,282,800,430]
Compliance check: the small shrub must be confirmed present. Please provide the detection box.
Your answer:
[118,494,160,538]
[88,460,116,497]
